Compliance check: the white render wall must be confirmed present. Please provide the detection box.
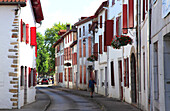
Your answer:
[0,5,17,109]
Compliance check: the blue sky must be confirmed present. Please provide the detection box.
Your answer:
[37,0,106,35]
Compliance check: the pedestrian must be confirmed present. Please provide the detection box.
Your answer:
[88,77,96,98]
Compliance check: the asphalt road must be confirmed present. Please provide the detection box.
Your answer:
[37,86,102,111]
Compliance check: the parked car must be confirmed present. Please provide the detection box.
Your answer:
[41,78,49,85]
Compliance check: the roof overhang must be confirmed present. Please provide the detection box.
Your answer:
[0,0,26,7]
[70,40,77,48]
[94,1,108,16]
[31,0,44,23]
[74,16,96,26]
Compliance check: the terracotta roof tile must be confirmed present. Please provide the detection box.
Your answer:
[0,0,26,3]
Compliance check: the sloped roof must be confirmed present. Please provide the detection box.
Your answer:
[0,0,26,6]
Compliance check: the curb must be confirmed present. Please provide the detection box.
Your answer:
[37,89,51,111]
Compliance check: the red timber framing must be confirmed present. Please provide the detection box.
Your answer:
[84,65,86,84]
[104,20,113,46]
[128,0,134,28]
[99,35,103,54]
[123,4,128,34]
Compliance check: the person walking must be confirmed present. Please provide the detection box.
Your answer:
[88,77,96,98]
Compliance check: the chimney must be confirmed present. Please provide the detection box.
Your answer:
[66,24,70,31]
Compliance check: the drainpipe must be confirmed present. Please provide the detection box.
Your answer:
[137,0,141,108]
[148,0,152,110]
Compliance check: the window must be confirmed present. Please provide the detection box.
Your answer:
[83,26,85,36]
[20,66,24,86]
[100,15,102,28]
[112,0,115,5]
[99,35,103,54]
[88,24,91,33]
[154,42,159,100]
[79,28,81,37]
[111,61,115,86]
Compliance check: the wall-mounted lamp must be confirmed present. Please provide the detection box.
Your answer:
[94,25,98,33]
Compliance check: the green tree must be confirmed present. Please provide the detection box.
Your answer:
[44,22,67,74]
[36,32,49,76]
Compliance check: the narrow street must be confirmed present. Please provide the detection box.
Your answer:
[37,86,101,111]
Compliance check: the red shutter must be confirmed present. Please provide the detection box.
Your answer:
[123,4,128,34]
[100,15,102,28]
[30,27,36,46]
[127,58,129,88]
[68,68,70,81]
[65,68,67,81]
[83,44,86,57]
[80,65,82,83]
[143,0,145,20]
[104,46,107,52]
[104,20,113,46]
[116,17,119,35]
[99,35,102,54]
[26,24,29,44]
[28,67,31,87]
[35,42,37,57]
[105,10,107,21]
[129,0,134,28]
[112,0,115,5]
[72,53,74,65]
[20,19,23,42]
[146,0,148,11]
[94,43,98,60]
[88,37,91,56]
[75,53,77,65]
[84,65,86,84]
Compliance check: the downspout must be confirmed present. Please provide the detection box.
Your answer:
[148,0,152,110]
[137,0,141,108]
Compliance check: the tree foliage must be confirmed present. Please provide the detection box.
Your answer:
[36,32,49,75]
[36,22,67,76]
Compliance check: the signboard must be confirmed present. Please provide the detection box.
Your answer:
[162,0,170,18]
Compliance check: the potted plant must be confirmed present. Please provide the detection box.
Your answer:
[87,55,97,62]
[111,35,133,49]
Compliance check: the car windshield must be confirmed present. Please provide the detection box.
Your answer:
[42,79,47,81]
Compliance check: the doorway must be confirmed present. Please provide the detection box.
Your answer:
[163,34,170,111]
[24,66,27,104]
[118,60,123,100]
[131,53,137,103]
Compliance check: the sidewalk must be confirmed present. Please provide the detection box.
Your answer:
[0,89,51,111]
[49,86,141,111]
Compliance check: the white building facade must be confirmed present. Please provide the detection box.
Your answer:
[0,0,43,109]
